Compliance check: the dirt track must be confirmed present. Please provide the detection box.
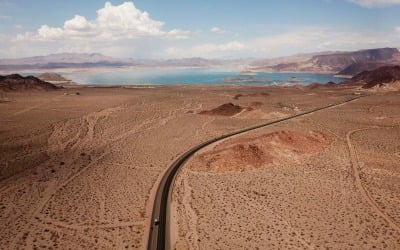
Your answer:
[172,90,400,249]
[1,85,399,249]
[346,126,400,233]
[148,96,360,250]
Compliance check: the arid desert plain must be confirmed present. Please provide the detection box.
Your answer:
[1,84,400,249]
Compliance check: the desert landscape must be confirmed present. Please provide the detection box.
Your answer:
[0,73,388,249]
[1,1,400,249]
[1,69,400,249]
[171,89,400,249]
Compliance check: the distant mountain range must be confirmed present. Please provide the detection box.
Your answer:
[0,53,129,70]
[0,48,399,76]
[250,48,400,75]
[0,53,116,65]
[0,53,251,71]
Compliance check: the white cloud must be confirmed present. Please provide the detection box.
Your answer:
[2,4,400,60]
[16,2,190,42]
[64,15,92,31]
[349,0,400,7]
[210,27,226,34]
[245,27,399,57]
[161,27,400,59]
[37,25,63,40]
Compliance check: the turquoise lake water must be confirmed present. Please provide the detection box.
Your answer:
[53,68,344,85]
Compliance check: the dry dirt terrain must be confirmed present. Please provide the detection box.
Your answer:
[172,90,400,249]
[0,84,396,249]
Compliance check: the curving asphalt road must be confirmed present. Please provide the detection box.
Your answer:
[147,95,364,250]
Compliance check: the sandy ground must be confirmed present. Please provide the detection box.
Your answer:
[172,90,400,249]
[0,84,392,249]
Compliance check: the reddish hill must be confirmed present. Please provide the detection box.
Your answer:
[0,74,60,91]
[337,61,395,76]
[199,103,243,116]
[310,48,399,72]
[190,130,332,172]
[350,65,400,89]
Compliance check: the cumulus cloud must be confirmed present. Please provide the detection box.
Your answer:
[349,0,400,7]
[2,2,400,60]
[16,2,190,42]
[210,27,226,34]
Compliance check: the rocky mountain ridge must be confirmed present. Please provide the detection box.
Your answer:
[0,74,60,91]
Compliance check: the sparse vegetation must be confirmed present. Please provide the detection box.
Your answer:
[275,102,295,110]
[0,92,10,103]
[1,86,399,249]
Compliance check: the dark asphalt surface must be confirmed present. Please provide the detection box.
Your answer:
[147,95,363,250]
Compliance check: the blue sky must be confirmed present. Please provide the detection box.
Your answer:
[0,0,400,59]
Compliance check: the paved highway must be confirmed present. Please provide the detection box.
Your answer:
[147,95,363,250]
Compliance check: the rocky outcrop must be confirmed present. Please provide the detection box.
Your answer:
[0,74,60,91]
[309,48,399,72]
[337,62,395,76]
[199,103,243,116]
[350,65,400,89]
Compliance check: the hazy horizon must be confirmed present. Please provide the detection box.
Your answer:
[1,47,399,61]
[1,0,400,59]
